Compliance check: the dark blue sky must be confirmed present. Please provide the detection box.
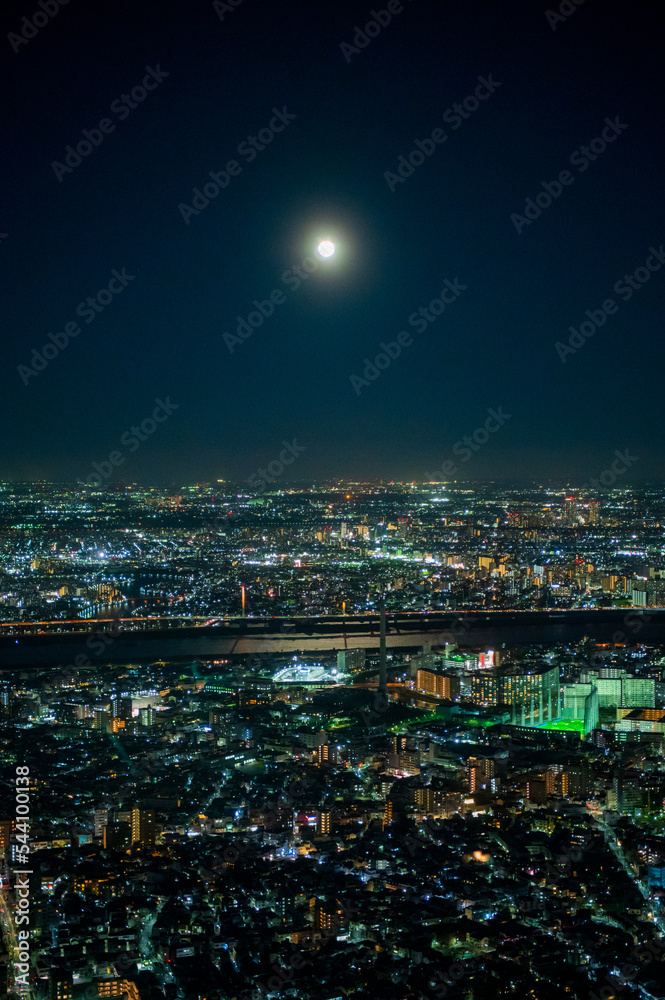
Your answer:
[3,0,664,484]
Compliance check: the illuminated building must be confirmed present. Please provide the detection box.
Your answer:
[416,669,453,699]
[584,501,600,524]
[465,663,562,726]
[621,676,655,708]
[96,981,140,1000]
[545,764,563,795]
[562,498,580,525]
[237,681,273,707]
[111,696,133,722]
[595,677,622,707]
[93,709,112,733]
[441,650,479,670]
[561,764,589,799]
[94,809,108,840]
[131,807,156,848]
[468,757,496,792]
[48,970,73,1000]
[414,788,462,816]
[388,735,421,775]
[336,648,365,675]
[103,822,131,852]
[0,819,11,857]
[561,683,599,734]
[317,810,331,835]
[616,707,665,735]
[614,772,643,816]
[470,672,499,705]
[313,898,344,934]
[139,706,154,728]
[204,675,235,695]
[317,743,338,766]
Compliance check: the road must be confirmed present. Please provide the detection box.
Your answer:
[0,887,33,998]
[593,815,665,934]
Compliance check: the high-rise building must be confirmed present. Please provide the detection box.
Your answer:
[622,676,655,708]
[471,672,499,705]
[614,772,643,816]
[468,757,496,792]
[416,669,455,699]
[409,651,436,679]
[103,822,131,852]
[48,969,73,1000]
[0,685,13,718]
[561,683,599,734]
[583,501,600,524]
[562,498,580,525]
[336,648,365,676]
[93,709,112,733]
[466,663,560,725]
[313,898,343,935]
[317,744,338,767]
[139,706,154,729]
[595,676,622,708]
[414,788,460,816]
[317,811,331,835]
[94,809,109,840]
[111,696,133,722]
[131,807,155,848]
[562,764,589,799]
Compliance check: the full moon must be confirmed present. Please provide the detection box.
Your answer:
[317,240,335,258]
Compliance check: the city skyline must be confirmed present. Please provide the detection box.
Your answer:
[4,2,665,998]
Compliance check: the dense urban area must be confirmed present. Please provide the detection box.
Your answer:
[3,483,665,999]
[1,481,664,621]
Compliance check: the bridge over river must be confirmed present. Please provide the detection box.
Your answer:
[0,609,663,669]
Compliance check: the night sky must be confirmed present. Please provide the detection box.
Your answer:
[3,0,664,485]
